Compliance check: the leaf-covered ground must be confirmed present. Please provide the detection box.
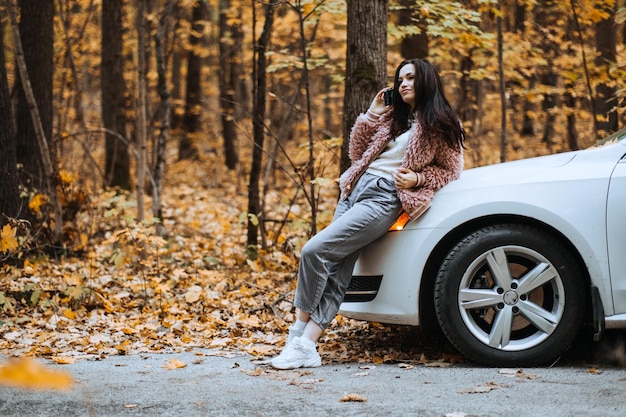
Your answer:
[1,148,460,367]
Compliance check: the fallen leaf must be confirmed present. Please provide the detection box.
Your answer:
[587,368,602,374]
[120,327,135,335]
[339,393,367,402]
[0,357,73,390]
[424,359,453,368]
[51,356,76,365]
[243,368,264,377]
[62,308,77,320]
[289,378,322,386]
[184,285,203,303]
[459,381,509,394]
[498,368,538,379]
[161,358,186,369]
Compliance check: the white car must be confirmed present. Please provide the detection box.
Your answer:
[339,128,626,367]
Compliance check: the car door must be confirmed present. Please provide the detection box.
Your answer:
[606,152,626,314]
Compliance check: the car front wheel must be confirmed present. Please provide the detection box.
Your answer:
[434,224,586,367]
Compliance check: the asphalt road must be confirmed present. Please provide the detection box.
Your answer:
[2,342,626,417]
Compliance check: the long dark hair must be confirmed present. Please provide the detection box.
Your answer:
[389,58,465,149]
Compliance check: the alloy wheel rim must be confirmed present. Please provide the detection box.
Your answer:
[457,245,566,351]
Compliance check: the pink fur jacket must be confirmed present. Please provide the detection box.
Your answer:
[339,110,463,220]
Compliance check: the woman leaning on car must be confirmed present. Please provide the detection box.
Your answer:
[270,58,466,370]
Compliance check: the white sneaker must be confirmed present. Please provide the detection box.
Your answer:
[286,326,304,347]
[270,337,321,370]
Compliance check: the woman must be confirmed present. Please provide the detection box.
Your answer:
[271,58,466,370]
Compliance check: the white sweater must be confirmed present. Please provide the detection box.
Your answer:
[365,127,412,182]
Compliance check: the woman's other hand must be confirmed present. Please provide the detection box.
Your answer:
[394,167,420,189]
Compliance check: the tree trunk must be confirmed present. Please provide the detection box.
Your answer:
[0,19,20,226]
[247,0,278,258]
[179,0,210,161]
[457,0,488,140]
[457,54,484,137]
[563,17,579,150]
[8,0,63,242]
[497,2,506,163]
[136,0,148,221]
[398,0,428,59]
[102,0,131,189]
[342,0,388,173]
[595,2,618,135]
[512,0,534,137]
[535,0,560,148]
[152,0,175,237]
[219,0,241,170]
[14,0,54,193]
[170,1,185,131]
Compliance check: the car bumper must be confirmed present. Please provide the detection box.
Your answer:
[339,228,441,326]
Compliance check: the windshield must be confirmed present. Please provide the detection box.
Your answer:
[592,127,626,148]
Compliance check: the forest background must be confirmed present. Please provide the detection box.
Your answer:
[0,0,625,370]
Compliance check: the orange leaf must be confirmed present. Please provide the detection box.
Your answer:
[28,193,47,215]
[339,393,367,402]
[0,358,73,390]
[161,358,186,370]
[63,308,77,320]
[51,356,76,365]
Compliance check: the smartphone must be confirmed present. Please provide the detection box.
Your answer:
[383,89,394,106]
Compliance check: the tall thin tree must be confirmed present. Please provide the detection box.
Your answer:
[535,0,560,149]
[497,1,506,162]
[0,17,20,227]
[153,0,175,237]
[102,0,131,189]
[247,0,279,258]
[219,0,242,170]
[179,0,210,160]
[595,1,618,135]
[136,0,148,221]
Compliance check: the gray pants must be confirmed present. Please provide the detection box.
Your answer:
[294,172,402,329]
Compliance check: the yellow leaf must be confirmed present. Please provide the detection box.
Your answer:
[51,356,76,365]
[339,393,367,402]
[121,327,135,335]
[58,170,76,185]
[23,259,36,274]
[63,308,77,320]
[0,358,73,390]
[28,193,47,215]
[161,358,186,370]
[0,224,18,252]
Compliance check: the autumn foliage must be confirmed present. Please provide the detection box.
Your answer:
[1,0,625,387]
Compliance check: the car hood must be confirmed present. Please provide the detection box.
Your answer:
[446,132,626,193]
[446,151,578,191]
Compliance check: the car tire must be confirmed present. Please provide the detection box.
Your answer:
[434,224,586,367]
